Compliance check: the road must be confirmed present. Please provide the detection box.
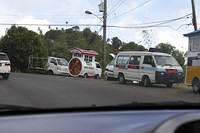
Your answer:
[0,73,200,108]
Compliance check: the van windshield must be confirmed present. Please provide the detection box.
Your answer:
[154,55,179,66]
[57,59,68,66]
[0,54,9,60]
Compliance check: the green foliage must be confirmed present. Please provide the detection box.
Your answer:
[156,43,185,67]
[120,41,147,51]
[111,37,122,49]
[0,26,48,72]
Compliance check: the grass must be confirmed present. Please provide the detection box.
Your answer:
[174,83,192,90]
[153,83,192,90]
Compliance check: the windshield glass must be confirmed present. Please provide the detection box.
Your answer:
[154,55,180,66]
[0,54,9,60]
[57,59,68,66]
[0,0,199,111]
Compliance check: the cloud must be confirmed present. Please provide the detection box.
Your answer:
[16,16,50,34]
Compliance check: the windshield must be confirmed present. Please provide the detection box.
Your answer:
[0,54,9,60]
[154,55,180,66]
[57,59,68,66]
[0,0,199,111]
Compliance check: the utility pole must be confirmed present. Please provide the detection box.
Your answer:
[102,0,107,77]
[191,0,197,30]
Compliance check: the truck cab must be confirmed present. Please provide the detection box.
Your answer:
[47,57,69,75]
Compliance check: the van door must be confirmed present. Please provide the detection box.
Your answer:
[141,55,156,82]
[127,56,141,81]
[115,55,129,79]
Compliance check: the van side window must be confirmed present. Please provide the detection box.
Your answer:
[143,56,155,67]
[116,55,129,64]
[50,58,57,64]
[129,56,141,65]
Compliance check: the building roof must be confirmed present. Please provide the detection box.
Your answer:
[183,30,200,37]
[69,48,99,56]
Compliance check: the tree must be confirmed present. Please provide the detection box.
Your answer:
[0,26,48,72]
[111,37,122,49]
[156,43,185,66]
[120,41,146,51]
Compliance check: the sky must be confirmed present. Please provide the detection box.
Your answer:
[0,0,199,52]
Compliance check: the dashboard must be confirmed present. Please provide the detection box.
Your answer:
[0,110,200,133]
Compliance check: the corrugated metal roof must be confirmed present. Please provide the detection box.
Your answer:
[69,48,99,56]
[183,30,200,37]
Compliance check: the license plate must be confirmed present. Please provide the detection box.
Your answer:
[169,80,174,82]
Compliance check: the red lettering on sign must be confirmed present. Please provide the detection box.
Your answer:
[166,69,178,74]
[116,64,125,69]
[128,65,139,69]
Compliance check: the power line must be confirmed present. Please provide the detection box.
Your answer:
[125,13,192,26]
[110,0,153,20]
[0,13,192,30]
[108,0,127,15]
[107,0,123,13]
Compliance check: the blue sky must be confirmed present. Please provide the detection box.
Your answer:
[0,0,199,52]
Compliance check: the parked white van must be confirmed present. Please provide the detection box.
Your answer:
[28,56,69,75]
[113,51,184,87]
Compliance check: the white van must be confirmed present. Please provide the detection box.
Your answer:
[47,57,69,75]
[0,52,11,80]
[28,56,69,75]
[113,51,184,87]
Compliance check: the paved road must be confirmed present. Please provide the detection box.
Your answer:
[0,73,200,108]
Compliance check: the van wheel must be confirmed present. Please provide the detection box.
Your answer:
[47,70,54,75]
[105,73,110,80]
[119,74,126,84]
[166,83,173,88]
[2,73,9,80]
[84,73,88,78]
[142,76,151,87]
[192,78,200,93]
[95,74,100,79]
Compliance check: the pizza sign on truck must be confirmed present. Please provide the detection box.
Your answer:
[68,48,102,79]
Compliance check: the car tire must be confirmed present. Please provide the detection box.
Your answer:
[2,73,9,80]
[95,74,100,79]
[119,74,126,84]
[84,73,88,78]
[192,78,200,94]
[47,70,54,75]
[105,74,111,80]
[166,83,173,88]
[142,76,151,87]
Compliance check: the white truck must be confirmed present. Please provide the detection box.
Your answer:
[28,56,69,75]
[68,48,102,78]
